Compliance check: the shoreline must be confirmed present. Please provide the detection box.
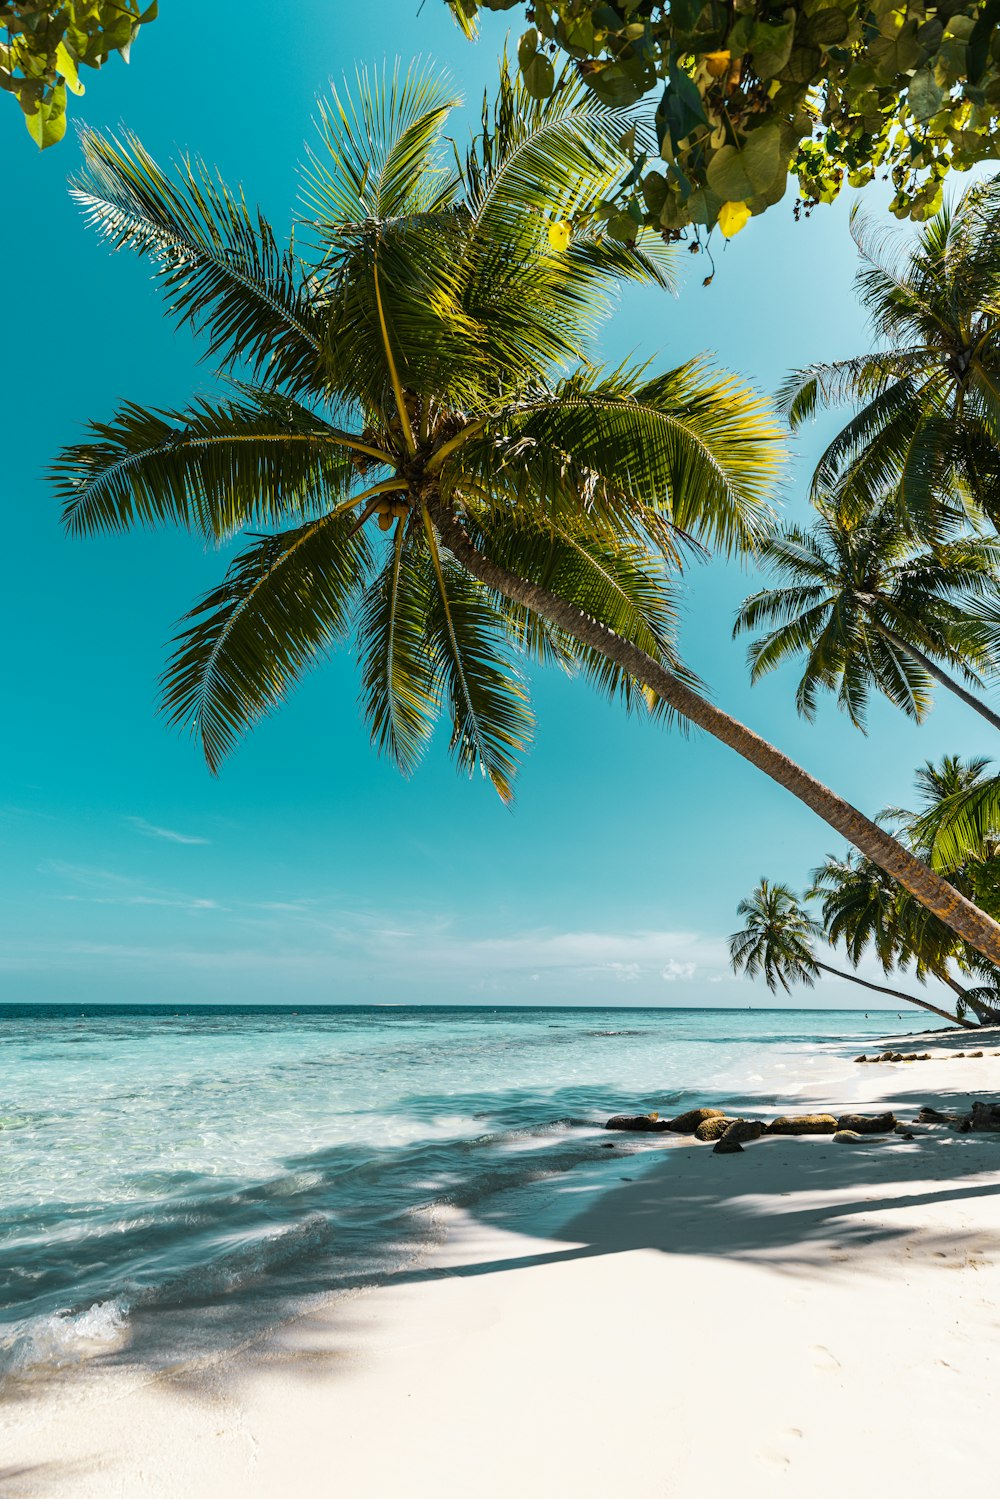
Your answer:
[4,1024,1000,1496]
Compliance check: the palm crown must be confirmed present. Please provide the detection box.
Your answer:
[53,60,779,798]
[734,499,1000,730]
[779,180,1000,524]
[728,880,822,994]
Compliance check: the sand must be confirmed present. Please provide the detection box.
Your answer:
[3,1027,1000,1498]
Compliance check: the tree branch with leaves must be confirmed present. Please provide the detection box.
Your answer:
[1,1,157,148]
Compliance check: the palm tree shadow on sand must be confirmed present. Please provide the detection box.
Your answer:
[11,1059,996,1401]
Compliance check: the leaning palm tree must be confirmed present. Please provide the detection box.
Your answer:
[730,879,973,1027]
[51,60,1000,967]
[734,500,1000,731]
[780,181,1000,526]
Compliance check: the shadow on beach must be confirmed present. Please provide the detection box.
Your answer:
[5,1050,1000,1402]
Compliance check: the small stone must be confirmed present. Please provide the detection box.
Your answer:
[969,1050,985,1058]
[712,1135,744,1155]
[854,1055,867,1063]
[955,1052,965,1058]
[918,1106,951,1122]
[694,1116,736,1141]
[600,1142,616,1149]
[836,1111,897,1135]
[665,1107,726,1134]
[918,1053,931,1060]
[766,1114,839,1135]
[833,1130,864,1143]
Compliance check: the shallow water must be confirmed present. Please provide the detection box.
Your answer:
[0,1003,926,1378]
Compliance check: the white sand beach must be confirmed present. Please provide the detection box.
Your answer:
[4,1028,1000,1499]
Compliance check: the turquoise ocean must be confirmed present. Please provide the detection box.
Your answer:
[0,1003,928,1381]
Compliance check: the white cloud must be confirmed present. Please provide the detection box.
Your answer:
[129,817,210,846]
[661,959,696,982]
[599,961,642,982]
[63,894,219,911]
[43,861,220,914]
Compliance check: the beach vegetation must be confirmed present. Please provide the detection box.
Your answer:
[444,0,1000,236]
[734,757,1000,1025]
[780,183,1000,526]
[729,877,975,1026]
[1,1,157,148]
[51,59,1000,969]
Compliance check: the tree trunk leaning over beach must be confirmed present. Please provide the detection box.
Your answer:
[428,496,1000,971]
[811,960,976,1029]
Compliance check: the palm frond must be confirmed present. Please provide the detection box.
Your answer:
[357,520,440,775]
[910,775,1000,870]
[461,360,781,556]
[161,512,373,771]
[54,392,392,539]
[470,507,696,721]
[744,601,836,683]
[303,61,461,244]
[422,517,533,802]
[776,350,936,426]
[733,583,829,637]
[72,131,321,391]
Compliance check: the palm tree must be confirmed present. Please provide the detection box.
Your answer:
[730,879,974,1027]
[51,61,1000,968]
[734,500,1000,731]
[779,181,1000,526]
[811,756,1000,1024]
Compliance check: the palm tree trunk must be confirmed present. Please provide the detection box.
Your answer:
[942,970,1000,1024]
[870,618,1000,733]
[812,961,975,1029]
[427,498,1000,968]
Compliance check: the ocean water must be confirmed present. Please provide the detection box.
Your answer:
[0,1003,927,1381]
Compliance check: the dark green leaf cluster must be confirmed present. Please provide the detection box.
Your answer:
[448,0,1000,232]
[1,1,158,148]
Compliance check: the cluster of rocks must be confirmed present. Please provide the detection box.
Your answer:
[856,1048,1000,1062]
[918,1100,1000,1132]
[604,1106,902,1154]
[855,1050,932,1063]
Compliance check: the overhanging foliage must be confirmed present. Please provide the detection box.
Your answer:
[1,1,158,148]
[448,0,1000,235]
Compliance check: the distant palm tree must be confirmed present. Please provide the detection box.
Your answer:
[729,879,973,1027]
[779,181,1000,525]
[51,61,1000,967]
[734,501,1000,731]
[811,756,1000,1024]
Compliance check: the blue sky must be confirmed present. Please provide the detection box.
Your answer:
[2,1,994,1008]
